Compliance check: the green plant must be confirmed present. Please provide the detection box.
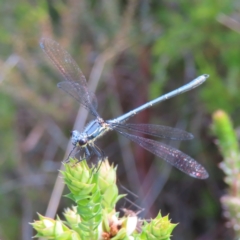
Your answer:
[212,110,240,237]
[31,159,177,239]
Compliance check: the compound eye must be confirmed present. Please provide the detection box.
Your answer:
[78,139,87,146]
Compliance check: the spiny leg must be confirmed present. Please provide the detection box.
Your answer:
[74,146,92,163]
[64,145,77,163]
[84,146,92,161]
[66,146,91,167]
[90,144,105,173]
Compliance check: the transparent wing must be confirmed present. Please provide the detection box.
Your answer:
[40,38,99,117]
[115,129,208,179]
[57,82,98,110]
[110,122,194,140]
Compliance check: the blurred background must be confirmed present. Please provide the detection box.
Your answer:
[0,0,240,239]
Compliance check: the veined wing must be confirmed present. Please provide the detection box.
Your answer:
[40,38,99,117]
[57,82,98,111]
[110,122,194,140]
[115,129,208,179]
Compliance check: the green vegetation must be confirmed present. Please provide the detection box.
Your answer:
[31,159,176,240]
[212,110,240,238]
[0,0,240,239]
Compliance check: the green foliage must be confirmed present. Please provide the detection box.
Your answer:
[0,93,16,159]
[212,110,239,159]
[62,162,101,238]
[212,110,240,237]
[31,159,177,239]
[151,1,240,113]
[0,94,18,239]
[137,213,177,240]
[212,110,240,181]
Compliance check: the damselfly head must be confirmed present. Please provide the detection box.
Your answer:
[71,130,88,147]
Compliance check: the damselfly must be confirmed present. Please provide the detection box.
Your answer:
[40,38,209,179]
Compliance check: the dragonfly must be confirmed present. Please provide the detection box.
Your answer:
[40,38,209,179]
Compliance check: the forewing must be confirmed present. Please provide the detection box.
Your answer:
[115,129,208,179]
[58,82,98,111]
[40,38,98,116]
